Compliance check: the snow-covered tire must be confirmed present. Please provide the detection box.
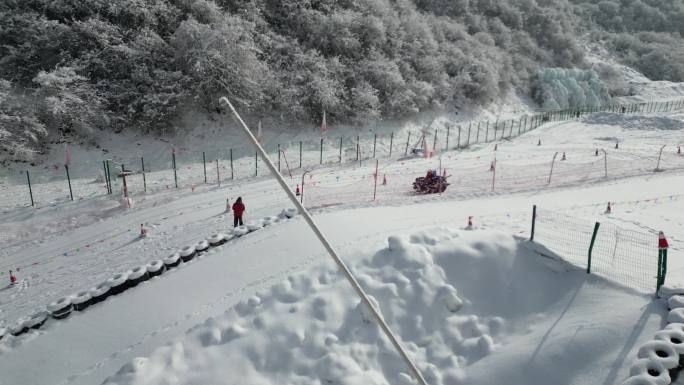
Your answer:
[669,295,684,310]
[26,310,49,330]
[232,226,249,237]
[0,327,6,341]
[195,240,209,254]
[246,221,263,232]
[179,245,196,262]
[222,233,236,243]
[8,317,30,336]
[89,282,111,304]
[163,252,181,269]
[106,272,130,296]
[667,323,684,334]
[47,297,73,320]
[637,340,680,371]
[623,373,669,385]
[72,290,93,311]
[127,266,149,287]
[208,233,226,246]
[281,208,297,218]
[628,358,671,385]
[147,260,165,277]
[668,308,684,324]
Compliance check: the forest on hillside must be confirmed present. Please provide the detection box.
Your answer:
[1,0,683,161]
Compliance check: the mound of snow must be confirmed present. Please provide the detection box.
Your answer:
[104,230,663,385]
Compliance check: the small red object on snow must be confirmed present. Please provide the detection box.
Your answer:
[140,224,148,237]
[659,231,669,250]
[678,145,681,154]
[561,152,566,161]
[382,174,387,185]
[605,202,612,214]
[468,216,473,227]
[295,184,300,196]
[9,270,16,285]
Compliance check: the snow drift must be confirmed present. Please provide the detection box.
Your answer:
[104,230,660,385]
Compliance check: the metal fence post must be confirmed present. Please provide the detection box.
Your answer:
[26,170,34,206]
[433,129,438,151]
[121,164,128,198]
[102,160,110,194]
[445,124,450,150]
[230,149,234,180]
[141,157,147,193]
[65,165,74,201]
[339,137,343,163]
[216,158,220,187]
[299,141,303,168]
[405,131,411,155]
[373,133,377,158]
[278,144,281,171]
[476,122,481,143]
[466,123,471,146]
[320,138,324,165]
[255,150,258,176]
[203,151,207,183]
[457,126,461,148]
[106,159,113,194]
[389,132,394,157]
[485,121,489,142]
[530,205,536,241]
[587,222,601,274]
[172,149,178,188]
[356,135,360,161]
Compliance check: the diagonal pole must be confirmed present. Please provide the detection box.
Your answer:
[219,97,429,385]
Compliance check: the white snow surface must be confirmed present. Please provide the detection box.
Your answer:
[1,77,684,384]
[102,230,661,385]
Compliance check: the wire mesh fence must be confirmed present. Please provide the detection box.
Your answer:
[532,206,661,293]
[1,98,684,210]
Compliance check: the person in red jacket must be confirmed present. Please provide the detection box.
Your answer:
[232,197,245,227]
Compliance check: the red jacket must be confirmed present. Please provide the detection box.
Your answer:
[232,202,245,217]
[659,237,669,249]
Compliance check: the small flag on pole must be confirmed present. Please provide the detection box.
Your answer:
[320,110,327,139]
[65,144,72,167]
[257,120,263,144]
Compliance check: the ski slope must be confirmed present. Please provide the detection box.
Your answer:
[0,105,683,384]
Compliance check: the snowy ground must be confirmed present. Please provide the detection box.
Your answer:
[1,89,684,384]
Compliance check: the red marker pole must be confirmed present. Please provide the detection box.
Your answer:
[658,231,669,291]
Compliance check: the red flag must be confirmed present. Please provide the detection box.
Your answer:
[320,110,327,138]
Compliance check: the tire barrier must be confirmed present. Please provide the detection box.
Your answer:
[47,297,73,320]
[163,252,181,269]
[89,282,111,304]
[246,221,263,232]
[72,290,93,311]
[207,233,226,246]
[625,293,684,384]
[147,260,165,277]
[669,295,684,310]
[232,226,249,237]
[628,358,671,385]
[127,266,149,287]
[195,240,209,254]
[668,308,684,324]
[179,245,197,262]
[6,208,298,341]
[26,311,49,330]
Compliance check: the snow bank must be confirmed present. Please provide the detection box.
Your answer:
[104,230,652,385]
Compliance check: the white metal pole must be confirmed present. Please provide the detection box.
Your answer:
[220,97,429,385]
